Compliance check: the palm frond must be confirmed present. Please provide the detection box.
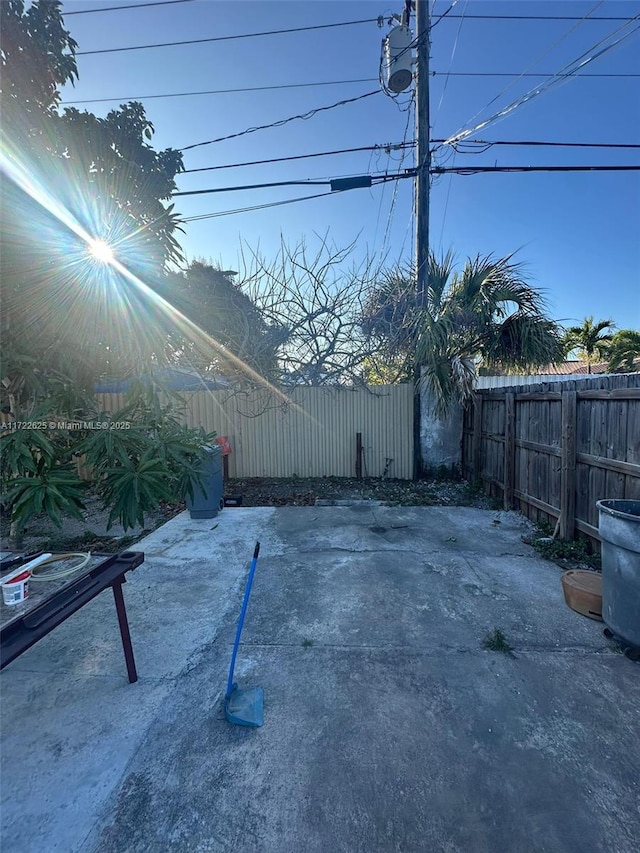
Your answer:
[484,312,565,370]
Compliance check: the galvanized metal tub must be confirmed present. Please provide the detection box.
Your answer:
[596,500,640,648]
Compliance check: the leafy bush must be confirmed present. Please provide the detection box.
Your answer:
[0,419,87,536]
[76,387,215,530]
[1,386,214,537]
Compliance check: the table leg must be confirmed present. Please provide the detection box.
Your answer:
[112,580,138,684]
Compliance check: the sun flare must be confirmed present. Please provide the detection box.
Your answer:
[89,238,115,264]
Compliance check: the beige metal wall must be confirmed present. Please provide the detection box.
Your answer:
[97,384,414,480]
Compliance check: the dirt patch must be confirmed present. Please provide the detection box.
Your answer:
[0,477,499,554]
[225,476,500,509]
[0,493,183,556]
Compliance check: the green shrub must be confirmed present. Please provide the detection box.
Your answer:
[1,386,214,535]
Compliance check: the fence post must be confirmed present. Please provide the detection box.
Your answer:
[503,392,515,510]
[472,395,483,483]
[560,390,577,540]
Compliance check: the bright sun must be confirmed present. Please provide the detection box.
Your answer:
[89,239,115,264]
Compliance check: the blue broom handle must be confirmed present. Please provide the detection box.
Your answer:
[226,541,261,698]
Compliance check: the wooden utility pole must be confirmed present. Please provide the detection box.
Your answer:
[412,0,430,478]
[415,0,430,308]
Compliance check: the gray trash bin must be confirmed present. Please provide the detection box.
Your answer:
[186,444,224,519]
[596,499,640,649]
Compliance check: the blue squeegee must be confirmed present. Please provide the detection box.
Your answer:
[224,541,263,727]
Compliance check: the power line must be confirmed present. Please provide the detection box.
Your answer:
[59,69,639,107]
[180,142,415,174]
[181,191,337,223]
[177,140,640,177]
[433,139,640,149]
[432,165,640,173]
[59,79,380,106]
[435,0,468,122]
[177,159,638,223]
[75,18,377,56]
[174,139,640,179]
[62,6,640,23]
[433,71,640,78]
[174,160,639,200]
[431,0,460,29]
[445,14,640,146]
[179,90,381,152]
[444,1,607,146]
[174,180,332,197]
[65,0,194,14]
[442,13,639,22]
[379,94,415,263]
[173,172,414,197]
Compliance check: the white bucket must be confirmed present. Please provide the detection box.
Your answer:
[2,570,31,606]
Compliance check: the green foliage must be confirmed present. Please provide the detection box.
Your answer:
[4,465,86,530]
[563,316,615,372]
[606,329,640,373]
[0,4,217,536]
[362,252,565,413]
[482,628,515,657]
[529,529,600,570]
[0,0,78,124]
[1,0,187,405]
[76,388,215,530]
[156,262,279,379]
[52,101,185,270]
[1,385,213,534]
[0,408,87,534]
[1,426,54,486]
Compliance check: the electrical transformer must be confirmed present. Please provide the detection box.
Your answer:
[381,25,414,94]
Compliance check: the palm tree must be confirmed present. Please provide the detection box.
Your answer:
[362,251,565,414]
[563,316,616,373]
[606,329,640,373]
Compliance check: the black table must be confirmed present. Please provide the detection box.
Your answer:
[1,551,144,683]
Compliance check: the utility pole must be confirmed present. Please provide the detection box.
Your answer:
[413,0,429,478]
[414,0,430,308]
[382,0,429,478]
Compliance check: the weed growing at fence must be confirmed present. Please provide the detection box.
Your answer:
[527,522,601,571]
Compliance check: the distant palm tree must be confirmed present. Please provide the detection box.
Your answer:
[362,252,565,414]
[564,316,616,373]
[606,329,640,373]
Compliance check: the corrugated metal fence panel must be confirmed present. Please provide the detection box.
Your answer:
[475,371,637,390]
[96,393,127,412]
[476,374,584,389]
[97,384,414,479]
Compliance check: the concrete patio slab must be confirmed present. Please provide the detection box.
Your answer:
[1,506,638,853]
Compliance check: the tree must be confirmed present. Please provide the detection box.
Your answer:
[606,329,640,373]
[362,252,566,413]
[1,0,186,414]
[239,235,378,385]
[0,0,78,130]
[563,316,616,373]
[156,262,281,382]
[0,1,210,542]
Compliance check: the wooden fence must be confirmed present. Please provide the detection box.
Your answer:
[462,374,640,543]
[97,384,414,480]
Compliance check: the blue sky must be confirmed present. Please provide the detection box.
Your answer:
[58,0,640,330]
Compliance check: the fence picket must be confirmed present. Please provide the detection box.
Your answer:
[464,375,639,545]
